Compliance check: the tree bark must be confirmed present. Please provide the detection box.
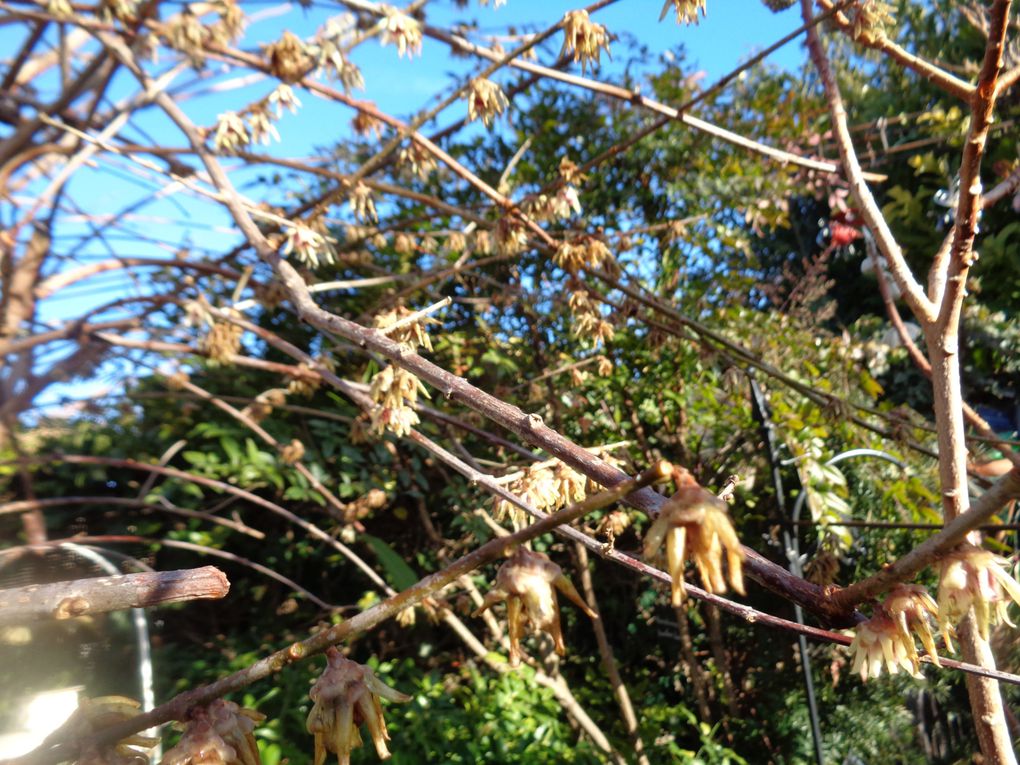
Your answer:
[0,566,230,625]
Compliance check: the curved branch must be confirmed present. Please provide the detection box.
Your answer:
[830,467,1020,609]
[815,0,975,101]
[802,0,933,323]
[12,464,669,765]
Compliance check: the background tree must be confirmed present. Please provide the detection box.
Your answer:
[1,0,1020,762]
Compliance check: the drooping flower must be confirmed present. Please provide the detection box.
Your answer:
[474,547,597,666]
[161,699,265,765]
[280,439,306,465]
[643,468,744,605]
[212,112,249,154]
[850,0,895,44]
[347,182,377,223]
[937,544,1020,644]
[202,314,243,364]
[659,0,707,25]
[567,289,614,347]
[380,8,422,58]
[306,648,411,765]
[282,221,335,268]
[848,611,917,681]
[374,305,439,351]
[465,78,509,127]
[882,584,941,670]
[55,696,158,765]
[368,364,429,437]
[560,10,611,73]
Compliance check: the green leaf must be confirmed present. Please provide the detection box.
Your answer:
[363,534,419,590]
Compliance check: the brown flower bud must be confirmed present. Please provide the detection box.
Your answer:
[306,648,410,765]
[473,547,597,666]
[266,31,312,84]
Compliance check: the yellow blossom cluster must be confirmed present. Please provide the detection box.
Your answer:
[848,585,940,681]
[288,356,334,397]
[380,7,422,58]
[659,0,707,25]
[165,1,244,67]
[492,461,588,525]
[937,544,1020,645]
[368,365,429,437]
[242,387,288,422]
[495,215,529,257]
[851,0,896,44]
[847,546,1020,684]
[346,181,377,223]
[161,700,264,765]
[374,305,439,352]
[396,143,437,180]
[54,696,158,765]
[560,10,611,73]
[568,290,614,347]
[311,17,364,91]
[466,78,509,128]
[265,31,313,83]
[280,438,306,465]
[282,216,335,269]
[554,235,618,276]
[523,187,582,222]
[202,314,243,364]
[212,86,302,154]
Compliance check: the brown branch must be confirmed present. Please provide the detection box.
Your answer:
[994,63,1020,97]
[5,535,336,611]
[0,222,50,338]
[801,0,933,323]
[573,543,651,765]
[407,426,1020,690]
[934,0,1012,329]
[164,373,355,525]
[11,463,669,765]
[982,161,1020,208]
[0,495,266,539]
[0,566,229,626]
[830,467,1020,610]
[423,21,886,182]
[867,240,1020,470]
[7,453,387,594]
[815,0,975,101]
[33,257,241,299]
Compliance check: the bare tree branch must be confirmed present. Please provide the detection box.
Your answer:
[0,566,229,626]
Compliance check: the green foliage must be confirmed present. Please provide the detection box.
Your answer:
[5,3,1019,762]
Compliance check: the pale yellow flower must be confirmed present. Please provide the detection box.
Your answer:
[560,10,611,72]
[466,78,509,127]
[380,8,422,58]
[848,612,917,681]
[937,544,1020,644]
[643,468,744,604]
[883,584,941,669]
[659,0,707,25]
[54,696,158,765]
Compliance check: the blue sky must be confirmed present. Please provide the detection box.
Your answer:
[2,0,809,411]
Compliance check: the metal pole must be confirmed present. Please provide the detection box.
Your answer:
[748,372,825,765]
